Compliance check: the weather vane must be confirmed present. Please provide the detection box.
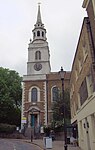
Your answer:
[38,2,41,6]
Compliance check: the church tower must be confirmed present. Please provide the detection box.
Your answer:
[21,4,51,131]
[27,3,51,75]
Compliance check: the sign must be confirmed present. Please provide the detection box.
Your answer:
[21,117,27,123]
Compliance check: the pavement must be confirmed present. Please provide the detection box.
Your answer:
[25,138,81,150]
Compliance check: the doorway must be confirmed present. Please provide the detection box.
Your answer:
[31,114,40,138]
[31,114,37,127]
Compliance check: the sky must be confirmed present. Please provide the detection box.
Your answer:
[0,0,87,76]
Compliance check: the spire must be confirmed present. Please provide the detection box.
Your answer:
[32,3,46,42]
[36,3,42,24]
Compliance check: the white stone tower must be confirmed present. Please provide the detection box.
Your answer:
[27,3,51,75]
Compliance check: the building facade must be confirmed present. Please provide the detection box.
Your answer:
[21,4,70,136]
[70,1,95,148]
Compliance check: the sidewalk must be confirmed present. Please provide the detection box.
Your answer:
[31,139,81,150]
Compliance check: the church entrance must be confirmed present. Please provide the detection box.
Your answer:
[31,114,37,127]
[31,114,40,138]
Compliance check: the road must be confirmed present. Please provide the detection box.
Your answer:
[0,138,42,150]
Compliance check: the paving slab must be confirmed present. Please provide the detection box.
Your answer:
[31,139,81,150]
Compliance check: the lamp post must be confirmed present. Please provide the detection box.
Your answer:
[59,67,68,150]
[46,76,48,125]
[46,74,49,125]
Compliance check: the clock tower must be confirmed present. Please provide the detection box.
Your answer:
[27,3,51,75]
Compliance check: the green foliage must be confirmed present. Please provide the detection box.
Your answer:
[0,123,16,134]
[0,67,22,126]
[51,89,71,131]
[51,120,64,132]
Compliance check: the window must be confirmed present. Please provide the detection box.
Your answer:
[29,86,40,102]
[35,51,41,60]
[79,78,88,105]
[34,32,36,38]
[52,87,59,101]
[42,31,44,37]
[31,88,37,102]
[86,73,93,96]
[37,31,40,36]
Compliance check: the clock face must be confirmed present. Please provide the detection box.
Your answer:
[34,63,42,71]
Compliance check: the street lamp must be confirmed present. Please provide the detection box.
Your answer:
[46,74,48,125]
[59,66,68,150]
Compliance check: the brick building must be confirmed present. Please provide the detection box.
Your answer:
[21,4,70,136]
[70,0,95,149]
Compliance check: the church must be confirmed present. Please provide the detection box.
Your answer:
[21,4,70,133]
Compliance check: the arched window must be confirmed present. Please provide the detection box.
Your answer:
[31,88,37,102]
[52,87,59,101]
[37,31,40,36]
[42,31,44,37]
[35,51,41,60]
[34,32,36,38]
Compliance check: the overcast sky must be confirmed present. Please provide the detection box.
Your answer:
[0,0,87,76]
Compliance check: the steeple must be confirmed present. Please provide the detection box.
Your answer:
[32,3,47,42]
[36,3,42,24]
[27,3,51,75]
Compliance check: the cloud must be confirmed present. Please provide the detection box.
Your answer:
[0,0,87,75]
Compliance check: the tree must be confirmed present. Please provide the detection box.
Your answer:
[51,89,71,131]
[0,67,22,126]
